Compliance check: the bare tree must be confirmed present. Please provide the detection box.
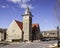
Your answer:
[54,0,60,47]
[54,0,60,22]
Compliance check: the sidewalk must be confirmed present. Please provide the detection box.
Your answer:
[46,43,57,48]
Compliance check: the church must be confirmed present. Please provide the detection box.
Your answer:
[6,7,41,42]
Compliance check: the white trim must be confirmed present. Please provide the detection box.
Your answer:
[7,20,15,30]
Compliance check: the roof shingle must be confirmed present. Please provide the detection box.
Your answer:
[15,20,39,31]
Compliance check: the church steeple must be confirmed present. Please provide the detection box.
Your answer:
[22,7,33,41]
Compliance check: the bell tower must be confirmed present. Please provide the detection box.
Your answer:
[22,7,33,41]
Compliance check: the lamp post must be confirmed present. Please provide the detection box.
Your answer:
[57,26,59,47]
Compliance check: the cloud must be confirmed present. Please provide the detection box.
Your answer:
[21,3,34,9]
[7,0,34,9]
[0,5,6,8]
[7,0,21,3]
[0,5,9,8]
[7,0,30,3]
[21,0,30,3]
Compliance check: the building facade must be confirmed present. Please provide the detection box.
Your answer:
[22,7,32,41]
[0,28,6,41]
[6,20,23,42]
[41,30,58,40]
[6,7,41,42]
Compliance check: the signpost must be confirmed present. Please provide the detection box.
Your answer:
[57,26,59,47]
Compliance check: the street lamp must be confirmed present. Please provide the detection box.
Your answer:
[57,26,59,47]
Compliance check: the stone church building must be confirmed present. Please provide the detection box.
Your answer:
[6,7,41,42]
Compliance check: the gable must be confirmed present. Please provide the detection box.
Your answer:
[7,20,40,33]
[7,20,22,32]
[7,20,22,39]
[15,20,23,30]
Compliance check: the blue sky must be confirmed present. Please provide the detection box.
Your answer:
[0,0,60,31]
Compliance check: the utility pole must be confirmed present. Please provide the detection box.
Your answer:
[57,26,59,47]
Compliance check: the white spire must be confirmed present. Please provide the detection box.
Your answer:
[24,7,31,14]
[22,6,33,17]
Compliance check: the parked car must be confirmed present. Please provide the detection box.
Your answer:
[41,38,51,41]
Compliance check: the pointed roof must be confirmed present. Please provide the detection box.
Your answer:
[25,7,31,15]
[15,20,23,30]
[32,24,39,28]
[15,20,39,31]
[22,7,33,17]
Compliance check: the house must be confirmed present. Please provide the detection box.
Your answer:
[41,30,59,40]
[6,7,41,42]
[0,28,7,41]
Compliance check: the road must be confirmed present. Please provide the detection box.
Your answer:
[0,40,57,48]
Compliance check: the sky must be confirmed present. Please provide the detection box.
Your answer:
[0,0,60,31]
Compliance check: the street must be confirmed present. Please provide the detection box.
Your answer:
[0,40,57,48]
